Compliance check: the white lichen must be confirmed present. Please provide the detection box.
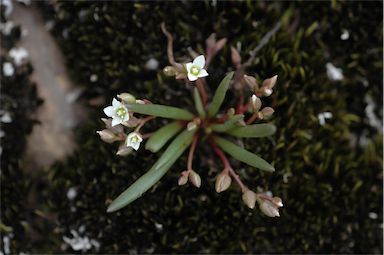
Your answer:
[326,63,344,81]
[318,112,333,125]
[3,62,14,77]
[9,47,29,66]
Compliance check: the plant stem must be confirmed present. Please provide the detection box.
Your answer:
[246,112,259,125]
[161,23,183,71]
[196,79,207,106]
[209,139,246,192]
[187,134,199,170]
[135,116,155,132]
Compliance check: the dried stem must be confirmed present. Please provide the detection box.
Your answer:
[161,22,183,70]
[243,21,281,68]
[187,134,199,170]
[209,139,246,192]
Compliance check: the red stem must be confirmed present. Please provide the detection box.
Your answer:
[246,112,259,125]
[187,134,199,170]
[209,139,246,192]
[196,79,207,106]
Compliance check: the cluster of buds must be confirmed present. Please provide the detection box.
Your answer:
[97,93,151,156]
[242,189,283,217]
[244,74,278,98]
[249,94,275,120]
[178,170,201,188]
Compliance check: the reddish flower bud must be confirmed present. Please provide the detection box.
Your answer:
[178,171,189,186]
[242,189,257,209]
[262,75,278,89]
[249,94,262,113]
[261,107,274,118]
[215,171,232,193]
[96,129,120,143]
[243,74,259,91]
[116,144,133,156]
[188,170,201,188]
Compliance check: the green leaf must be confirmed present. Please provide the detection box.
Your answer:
[211,114,244,132]
[207,72,234,117]
[145,121,183,152]
[214,136,275,172]
[107,129,196,212]
[226,124,276,137]
[126,103,194,120]
[193,87,206,118]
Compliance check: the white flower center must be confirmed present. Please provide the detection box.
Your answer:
[116,107,126,119]
[190,65,200,76]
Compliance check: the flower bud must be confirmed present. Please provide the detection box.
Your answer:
[271,196,283,207]
[178,171,189,186]
[262,75,278,89]
[256,194,283,217]
[188,170,201,188]
[258,200,281,217]
[260,107,274,119]
[215,171,232,193]
[117,93,136,104]
[243,74,259,91]
[97,129,119,143]
[249,94,262,113]
[163,66,176,76]
[116,144,133,156]
[231,46,241,66]
[242,189,257,209]
[262,88,273,97]
[187,122,197,131]
[101,118,124,133]
[227,108,235,118]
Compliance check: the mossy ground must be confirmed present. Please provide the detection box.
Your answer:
[2,1,383,254]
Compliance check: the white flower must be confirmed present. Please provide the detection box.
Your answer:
[103,98,129,126]
[185,55,209,81]
[126,132,143,151]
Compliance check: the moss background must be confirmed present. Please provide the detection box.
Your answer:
[2,1,383,254]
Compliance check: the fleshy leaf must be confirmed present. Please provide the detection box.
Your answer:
[214,136,275,172]
[107,129,196,212]
[227,124,276,137]
[145,121,183,152]
[193,87,206,118]
[211,114,244,132]
[207,72,234,117]
[126,103,194,120]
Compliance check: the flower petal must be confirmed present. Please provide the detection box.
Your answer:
[131,142,140,151]
[103,106,115,117]
[111,117,121,127]
[123,112,130,122]
[187,73,198,81]
[198,69,208,78]
[185,62,193,73]
[112,98,120,108]
[193,55,205,68]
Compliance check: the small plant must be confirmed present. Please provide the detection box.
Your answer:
[98,24,283,217]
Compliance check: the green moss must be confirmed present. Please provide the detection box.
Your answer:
[11,1,383,253]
